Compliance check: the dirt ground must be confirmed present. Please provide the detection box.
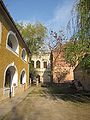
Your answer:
[2,86,90,120]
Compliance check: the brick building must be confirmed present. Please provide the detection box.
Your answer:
[51,48,74,83]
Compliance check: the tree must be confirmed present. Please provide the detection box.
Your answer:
[64,39,83,66]
[48,30,71,83]
[64,0,90,68]
[76,0,90,53]
[16,22,47,78]
[76,0,90,40]
[16,22,47,54]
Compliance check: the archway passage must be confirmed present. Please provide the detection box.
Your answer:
[5,69,11,88]
[36,75,40,83]
[20,70,26,84]
[5,66,18,88]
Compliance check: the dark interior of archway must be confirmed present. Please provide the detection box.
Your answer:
[20,74,23,84]
[36,75,40,83]
[5,69,11,87]
[20,71,25,84]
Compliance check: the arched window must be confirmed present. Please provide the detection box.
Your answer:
[20,70,26,84]
[31,60,34,68]
[21,48,27,61]
[8,39,13,48]
[43,61,47,68]
[36,60,40,68]
[7,31,19,54]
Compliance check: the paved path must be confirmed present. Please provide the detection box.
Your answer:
[1,86,90,120]
[0,87,34,120]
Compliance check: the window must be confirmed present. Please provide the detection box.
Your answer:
[7,31,19,54]
[20,70,26,84]
[31,60,34,68]
[36,60,40,68]
[43,62,47,68]
[21,48,27,61]
[7,38,13,48]
[0,22,2,44]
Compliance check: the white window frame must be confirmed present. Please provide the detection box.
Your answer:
[21,48,27,62]
[20,68,26,84]
[6,31,19,56]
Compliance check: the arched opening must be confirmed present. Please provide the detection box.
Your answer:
[21,48,27,61]
[31,60,34,68]
[7,31,19,54]
[36,75,40,83]
[20,70,26,84]
[36,60,40,68]
[4,65,18,88]
[5,69,11,88]
[43,61,47,68]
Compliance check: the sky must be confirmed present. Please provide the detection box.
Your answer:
[4,0,75,36]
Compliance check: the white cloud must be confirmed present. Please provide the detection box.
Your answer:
[16,19,36,26]
[46,1,74,33]
[16,0,74,37]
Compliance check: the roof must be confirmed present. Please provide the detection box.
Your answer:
[0,0,31,54]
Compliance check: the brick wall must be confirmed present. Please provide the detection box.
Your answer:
[52,50,74,83]
[74,60,90,91]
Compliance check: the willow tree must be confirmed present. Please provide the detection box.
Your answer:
[76,0,90,67]
[64,0,90,67]
[76,0,90,46]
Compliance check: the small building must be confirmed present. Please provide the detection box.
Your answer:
[0,0,31,99]
[51,48,74,83]
[74,55,90,91]
[31,52,51,83]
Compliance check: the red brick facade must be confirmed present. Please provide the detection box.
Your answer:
[52,49,74,83]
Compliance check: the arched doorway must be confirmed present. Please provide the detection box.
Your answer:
[4,65,18,97]
[20,70,26,84]
[5,69,11,88]
[36,75,40,83]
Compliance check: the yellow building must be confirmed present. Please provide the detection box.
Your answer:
[0,0,31,99]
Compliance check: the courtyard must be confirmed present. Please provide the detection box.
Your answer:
[2,86,90,120]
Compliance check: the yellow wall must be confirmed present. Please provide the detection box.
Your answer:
[0,9,29,88]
